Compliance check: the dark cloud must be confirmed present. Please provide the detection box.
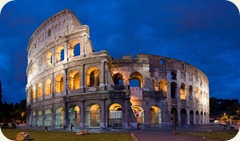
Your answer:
[0,0,239,103]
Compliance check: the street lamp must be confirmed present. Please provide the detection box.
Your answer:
[21,112,25,126]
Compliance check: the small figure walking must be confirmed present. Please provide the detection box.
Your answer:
[45,125,48,131]
[71,123,74,131]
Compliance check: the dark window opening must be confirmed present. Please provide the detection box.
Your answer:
[170,72,177,80]
[160,59,164,65]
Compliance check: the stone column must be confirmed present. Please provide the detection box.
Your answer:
[100,99,106,128]
[79,101,85,129]
[52,104,55,127]
[64,69,68,95]
[144,99,150,128]
[64,100,69,128]
[187,110,190,126]
[100,59,107,89]
[51,73,55,98]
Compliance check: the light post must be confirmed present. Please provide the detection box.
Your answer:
[21,112,25,126]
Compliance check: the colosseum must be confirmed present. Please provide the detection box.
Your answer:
[25,9,209,130]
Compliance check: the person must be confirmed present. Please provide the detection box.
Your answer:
[71,123,73,131]
[45,125,48,131]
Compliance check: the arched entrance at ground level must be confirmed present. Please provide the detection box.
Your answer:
[68,105,80,128]
[196,111,199,125]
[37,110,43,127]
[180,109,187,126]
[108,103,122,128]
[45,109,52,127]
[170,108,178,126]
[56,107,64,127]
[86,104,100,127]
[200,111,203,125]
[31,111,36,126]
[190,110,194,126]
[150,106,161,126]
[131,105,144,124]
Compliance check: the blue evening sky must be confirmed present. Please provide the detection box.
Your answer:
[0,0,239,103]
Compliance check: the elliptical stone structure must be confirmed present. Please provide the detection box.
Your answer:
[26,9,209,129]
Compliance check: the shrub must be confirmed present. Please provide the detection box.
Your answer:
[11,123,16,129]
[2,122,9,128]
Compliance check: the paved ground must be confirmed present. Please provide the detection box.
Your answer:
[131,130,206,141]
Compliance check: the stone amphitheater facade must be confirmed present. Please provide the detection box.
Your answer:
[26,9,209,129]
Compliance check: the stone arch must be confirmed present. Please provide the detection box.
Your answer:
[56,46,64,63]
[159,79,167,96]
[32,85,36,100]
[45,79,51,95]
[37,110,43,127]
[180,83,186,100]
[45,109,52,127]
[68,105,80,128]
[46,52,53,66]
[113,73,124,85]
[170,72,177,80]
[171,82,177,98]
[195,87,199,101]
[131,105,144,124]
[129,72,143,87]
[55,107,64,127]
[190,110,194,126]
[86,67,100,87]
[37,82,43,99]
[69,70,80,90]
[170,108,178,126]
[108,103,122,128]
[69,40,80,58]
[55,74,64,93]
[31,110,36,126]
[86,104,100,127]
[180,108,187,126]
[196,110,199,125]
[150,106,161,126]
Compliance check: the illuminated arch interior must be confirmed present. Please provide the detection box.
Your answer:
[86,104,100,127]
[55,74,64,93]
[37,82,42,99]
[69,40,80,58]
[131,105,144,124]
[113,73,124,85]
[56,46,64,63]
[46,52,53,66]
[56,107,64,127]
[159,80,167,96]
[86,67,100,87]
[45,109,52,126]
[150,106,161,125]
[69,70,80,90]
[45,79,51,95]
[180,83,186,100]
[129,72,143,87]
[69,105,80,127]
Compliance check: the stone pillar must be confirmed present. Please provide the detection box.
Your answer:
[187,110,190,126]
[64,69,68,95]
[100,99,106,128]
[79,101,85,128]
[52,104,55,127]
[100,59,107,88]
[144,99,150,128]
[81,64,86,92]
[64,101,69,128]
[51,73,55,98]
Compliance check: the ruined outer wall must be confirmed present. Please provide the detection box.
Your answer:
[110,54,209,125]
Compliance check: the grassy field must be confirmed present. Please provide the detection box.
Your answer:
[178,130,238,141]
[2,129,134,141]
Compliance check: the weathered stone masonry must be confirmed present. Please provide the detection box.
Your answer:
[26,9,209,129]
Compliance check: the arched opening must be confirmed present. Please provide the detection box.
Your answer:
[196,111,199,125]
[171,82,177,98]
[46,52,53,66]
[195,87,199,101]
[69,40,80,58]
[171,108,178,126]
[56,46,64,63]
[113,73,124,85]
[159,80,167,96]
[180,83,186,100]
[86,104,100,127]
[56,107,64,127]
[200,111,203,125]
[69,105,80,128]
[37,110,43,127]
[32,86,36,100]
[45,109,52,127]
[189,85,193,100]
[190,110,194,126]
[109,103,122,128]
[150,106,161,126]
[69,71,80,90]
[131,105,144,124]
[129,72,143,87]
[170,72,177,80]
[37,82,42,99]
[180,108,187,126]
[45,79,51,95]
[86,67,100,87]
[31,111,36,126]
[55,74,64,93]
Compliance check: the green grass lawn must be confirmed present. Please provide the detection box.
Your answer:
[2,129,134,141]
[178,130,238,141]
